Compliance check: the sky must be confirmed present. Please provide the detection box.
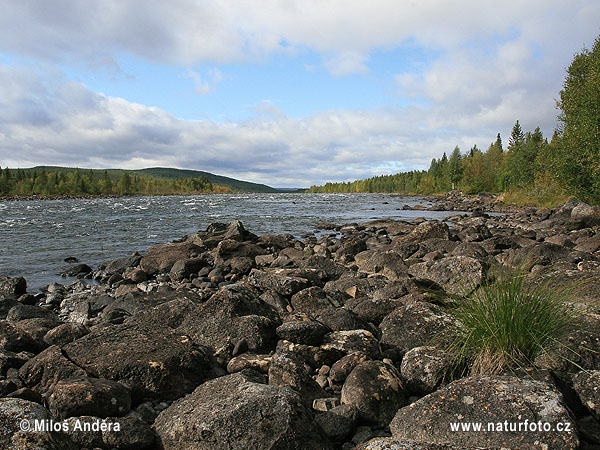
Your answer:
[0,1,598,188]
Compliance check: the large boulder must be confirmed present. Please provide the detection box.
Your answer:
[341,360,407,427]
[407,221,450,241]
[0,276,27,298]
[63,299,213,402]
[380,302,456,355]
[177,284,280,355]
[408,256,486,295]
[46,376,131,419]
[268,352,328,408]
[571,202,600,226]
[390,376,579,450]
[400,346,453,396]
[248,269,313,296]
[0,398,76,450]
[18,345,88,394]
[140,242,203,275]
[0,321,40,353]
[154,371,329,450]
[573,370,600,420]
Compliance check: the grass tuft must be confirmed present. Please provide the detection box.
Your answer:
[447,263,580,376]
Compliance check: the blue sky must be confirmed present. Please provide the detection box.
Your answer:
[0,1,598,187]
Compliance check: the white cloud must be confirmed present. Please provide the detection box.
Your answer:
[187,68,224,95]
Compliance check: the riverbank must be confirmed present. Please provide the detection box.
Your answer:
[1,199,599,449]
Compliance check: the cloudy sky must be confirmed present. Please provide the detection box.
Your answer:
[0,1,598,187]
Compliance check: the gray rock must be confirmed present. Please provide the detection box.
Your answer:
[154,371,329,449]
[248,268,314,296]
[140,241,203,275]
[571,202,600,226]
[63,299,213,402]
[380,302,455,355]
[276,320,330,346]
[46,376,131,419]
[408,256,486,295]
[329,352,371,385]
[315,404,359,441]
[0,321,40,353]
[6,304,58,322]
[268,352,328,408]
[390,375,579,450]
[400,346,453,396]
[573,370,600,419]
[322,330,382,359]
[0,276,27,298]
[290,286,339,315]
[18,345,88,394]
[178,284,279,356]
[341,360,407,427]
[0,398,76,450]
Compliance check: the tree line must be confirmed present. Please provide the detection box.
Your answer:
[310,34,600,205]
[0,168,232,197]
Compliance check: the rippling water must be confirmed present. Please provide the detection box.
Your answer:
[0,193,464,291]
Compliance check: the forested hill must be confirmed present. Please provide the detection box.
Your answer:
[0,166,278,196]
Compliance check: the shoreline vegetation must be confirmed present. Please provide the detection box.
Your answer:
[310,35,600,208]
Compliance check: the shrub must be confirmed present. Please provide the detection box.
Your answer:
[447,263,580,375]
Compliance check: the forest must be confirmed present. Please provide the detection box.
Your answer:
[0,168,232,197]
[310,34,600,206]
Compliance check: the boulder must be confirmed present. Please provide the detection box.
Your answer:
[6,304,59,322]
[276,320,330,346]
[400,346,453,396]
[102,252,142,276]
[19,345,89,395]
[290,286,339,315]
[227,353,271,374]
[46,376,131,419]
[329,352,371,385]
[571,202,600,226]
[61,263,93,278]
[573,370,600,419]
[0,321,40,353]
[177,284,280,356]
[0,276,27,298]
[248,269,313,296]
[62,415,154,450]
[408,256,486,295]
[380,302,455,355]
[341,360,407,427]
[407,221,450,241]
[43,322,89,347]
[63,299,213,402]
[169,257,206,282]
[140,242,203,275]
[268,352,328,408]
[0,398,76,450]
[154,371,329,450]
[390,375,579,450]
[314,404,359,441]
[322,330,381,359]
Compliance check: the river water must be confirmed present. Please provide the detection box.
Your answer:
[0,193,465,292]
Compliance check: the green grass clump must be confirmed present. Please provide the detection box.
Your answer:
[448,264,579,375]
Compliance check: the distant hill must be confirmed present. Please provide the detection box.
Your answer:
[24,166,278,193]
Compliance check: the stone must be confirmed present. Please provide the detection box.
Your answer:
[63,299,213,402]
[154,371,329,449]
[0,321,40,353]
[43,322,89,347]
[290,286,339,315]
[341,360,407,427]
[6,304,59,322]
[276,320,330,346]
[140,242,203,275]
[315,404,359,441]
[408,256,486,295]
[400,346,453,396]
[573,370,600,419]
[268,352,328,408]
[0,398,76,450]
[178,284,279,356]
[0,276,27,298]
[322,330,382,359]
[380,302,456,355]
[248,268,314,296]
[329,352,371,385]
[61,263,93,277]
[18,345,88,394]
[407,221,450,241]
[390,375,578,450]
[46,376,131,419]
[227,353,271,374]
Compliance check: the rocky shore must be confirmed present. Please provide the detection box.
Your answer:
[1,199,599,449]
